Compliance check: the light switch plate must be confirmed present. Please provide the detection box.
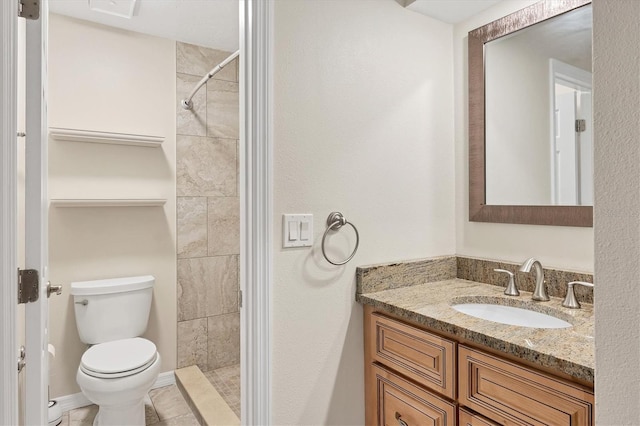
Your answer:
[282,214,313,248]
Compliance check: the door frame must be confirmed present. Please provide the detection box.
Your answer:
[24,0,50,423]
[1,1,274,424]
[549,58,593,205]
[240,0,272,424]
[1,1,19,424]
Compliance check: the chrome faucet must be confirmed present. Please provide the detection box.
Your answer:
[493,269,520,296]
[562,281,594,309]
[519,258,549,301]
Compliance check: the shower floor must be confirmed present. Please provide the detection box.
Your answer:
[204,364,241,418]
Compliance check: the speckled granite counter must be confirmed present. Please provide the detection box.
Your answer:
[357,278,594,384]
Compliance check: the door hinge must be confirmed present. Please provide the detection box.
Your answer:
[18,0,39,20]
[18,268,39,304]
[17,346,26,373]
[575,119,586,133]
[239,290,243,308]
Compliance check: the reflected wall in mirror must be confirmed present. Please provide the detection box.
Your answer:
[469,0,593,226]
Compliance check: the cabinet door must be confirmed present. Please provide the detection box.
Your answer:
[459,408,500,426]
[371,313,456,399]
[373,364,457,426]
[458,345,594,426]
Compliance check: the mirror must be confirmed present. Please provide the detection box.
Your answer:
[469,0,593,226]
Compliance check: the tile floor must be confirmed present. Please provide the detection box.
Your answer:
[204,364,240,418]
[60,384,198,426]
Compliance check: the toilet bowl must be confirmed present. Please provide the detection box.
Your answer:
[76,340,161,425]
[71,276,160,426]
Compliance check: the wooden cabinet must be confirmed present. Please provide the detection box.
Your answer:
[459,408,500,426]
[364,307,594,426]
[458,345,594,426]
[373,364,457,426]
[370,312,456,399]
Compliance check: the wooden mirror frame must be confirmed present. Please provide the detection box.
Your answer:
[468,0,592,227]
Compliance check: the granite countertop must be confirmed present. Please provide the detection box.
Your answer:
[357,278,594,384]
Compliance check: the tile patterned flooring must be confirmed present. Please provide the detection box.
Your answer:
[204,364,240,418]
[60,384,198,426]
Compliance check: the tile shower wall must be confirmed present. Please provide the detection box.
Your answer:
[176,42,240,372]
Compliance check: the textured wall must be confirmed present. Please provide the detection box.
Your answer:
[47,14,177,397]
[593,0,640,423]
[453,0,594,272]
[272,0,455,423]
[175,42,240,372]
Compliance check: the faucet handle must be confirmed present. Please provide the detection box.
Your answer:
[562,281,594,309]
[494,269,520,296]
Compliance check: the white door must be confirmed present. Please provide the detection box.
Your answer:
[554,89,578,205]
[24,0,50,423]
[553,85,593,206]
[1,1,49,424]
[549,59,593,206]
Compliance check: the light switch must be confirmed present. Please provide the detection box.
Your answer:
[288,221,299,241]
[300,220,310,241]
[282,214,313,248]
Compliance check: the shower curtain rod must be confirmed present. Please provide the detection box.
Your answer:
[181,49,240,110]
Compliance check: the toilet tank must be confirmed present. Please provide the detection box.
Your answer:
[71,275,154,345]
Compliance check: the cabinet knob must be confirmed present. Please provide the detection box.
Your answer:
[395,412,409,426]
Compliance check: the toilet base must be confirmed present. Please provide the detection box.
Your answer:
[93,399,145,426]
[76,352,161,426]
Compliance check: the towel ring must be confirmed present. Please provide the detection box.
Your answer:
[321,212,360,266]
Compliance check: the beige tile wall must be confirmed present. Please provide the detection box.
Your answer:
[176,42,240,372]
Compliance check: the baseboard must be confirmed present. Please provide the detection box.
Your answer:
[54,370,176,413]
[55,392,91,414]
[152,370,176,389]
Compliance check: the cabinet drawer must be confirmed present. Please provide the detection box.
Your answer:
[373,363,457,426]
[458,345,594,426]
[459,407,500,426]
[371,313,456,399]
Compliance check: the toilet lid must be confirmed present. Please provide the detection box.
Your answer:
[81,337,157,379]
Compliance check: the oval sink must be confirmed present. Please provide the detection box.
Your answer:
[452,303,572,329]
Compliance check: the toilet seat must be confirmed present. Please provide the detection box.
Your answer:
[81,337,157,379]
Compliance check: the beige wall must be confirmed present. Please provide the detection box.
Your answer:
[175,42,240,373]
[47,14,177,397]
[272,0,455,423]
[593,0,640,423]
[453,1,594,272]
[485,37,551,205]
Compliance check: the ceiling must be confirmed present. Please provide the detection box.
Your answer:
[406,0,502,24]
[496,4,592,72]
[48,0,239,51]
[48,0,507,50]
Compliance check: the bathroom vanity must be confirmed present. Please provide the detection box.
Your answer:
[357,259,595,426]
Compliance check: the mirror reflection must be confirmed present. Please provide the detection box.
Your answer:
[484,5,592,206]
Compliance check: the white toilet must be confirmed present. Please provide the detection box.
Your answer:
[71,275,161,426]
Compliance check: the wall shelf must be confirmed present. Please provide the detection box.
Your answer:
[49,127,164,148]
[50,199,167,208]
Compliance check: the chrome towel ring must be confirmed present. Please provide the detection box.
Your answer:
[321,212,360,266]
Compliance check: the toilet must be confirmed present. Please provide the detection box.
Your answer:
[71,276,161,426]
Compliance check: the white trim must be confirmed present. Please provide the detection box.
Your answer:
[0,1,18,424]
[550,58,592,90]
[54,370,177,413]
[49,127,164,148]
[50,199,168,208]
[240,0,272,424]
[549,58,593,204]
[24,2,49,422]
[151,370,176,389]
[54,392,91,413]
